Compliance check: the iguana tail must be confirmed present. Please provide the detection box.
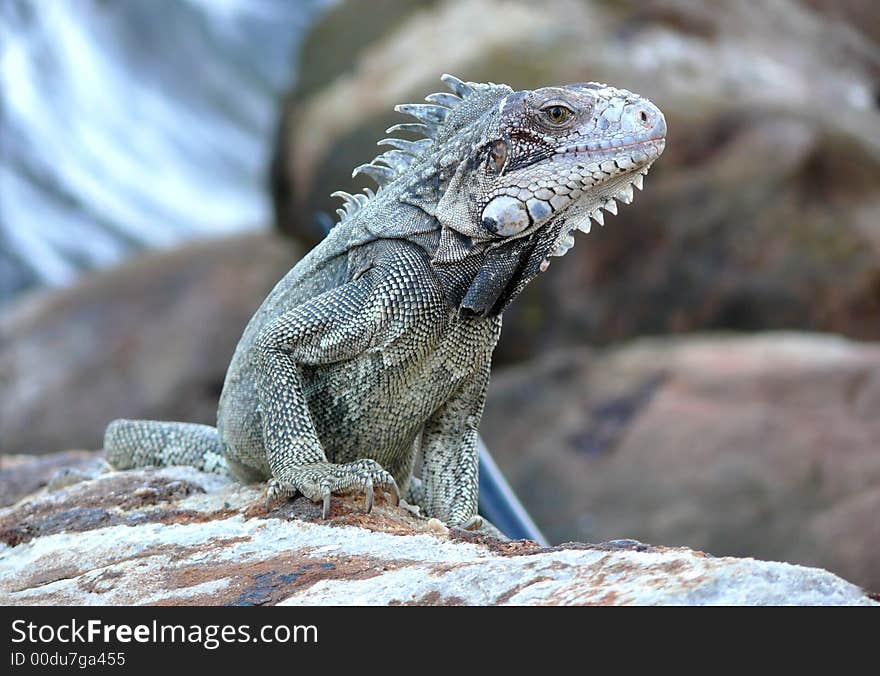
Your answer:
[104,419,229,476]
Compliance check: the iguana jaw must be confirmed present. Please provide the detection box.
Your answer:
[423,82,664,254]
[541,138,665,266]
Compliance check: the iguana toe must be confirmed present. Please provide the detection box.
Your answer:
[268,460,399,518]
[321,487,331,520]
[460,515,483,531]
[363,476,374,514]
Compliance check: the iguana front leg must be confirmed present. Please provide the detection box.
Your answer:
[255,275,399,518]
[420,359,491,526]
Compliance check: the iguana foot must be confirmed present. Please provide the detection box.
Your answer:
[266,459,400,518]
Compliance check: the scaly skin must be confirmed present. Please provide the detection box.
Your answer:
[105,75,666,527]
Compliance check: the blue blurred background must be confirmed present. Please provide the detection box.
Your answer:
[1,0,326,301]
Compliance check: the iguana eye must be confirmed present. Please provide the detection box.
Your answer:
[543,104,571,124]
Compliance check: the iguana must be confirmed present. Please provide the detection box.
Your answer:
[105,75,666,528]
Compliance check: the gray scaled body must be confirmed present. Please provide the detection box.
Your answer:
[105,75,666,527]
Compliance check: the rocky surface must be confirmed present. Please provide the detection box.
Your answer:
[0,232,299,455]
[0,455,874,605]
[0,451,102,508]
[274,0,880,360]
[482,332,880,592]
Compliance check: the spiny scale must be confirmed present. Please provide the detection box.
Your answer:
[344,74,479,221]
[377,137,432,155]
[440,73,474,98]
[375,149,412,173]
[548,169,652,260]
[385,122,430,136]
[393,103,450,128]
[352,163,395,185]
[424,92,462,108]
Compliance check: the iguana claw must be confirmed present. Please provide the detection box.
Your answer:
[267,460,398,519]
[363,475,374,513]
[461,515,483,531]
[266,478,285,513]
[322,490,331,519]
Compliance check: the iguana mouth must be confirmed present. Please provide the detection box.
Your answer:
[555,136,666,156]
[506,138,664,174]
[481,136,664,266]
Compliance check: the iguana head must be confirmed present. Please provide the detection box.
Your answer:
[338,75,666,317]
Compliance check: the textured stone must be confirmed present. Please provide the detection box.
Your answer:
[482,332,880,593]
[0,454,874,605]
[0,451,101,508]
[0,232,299,455]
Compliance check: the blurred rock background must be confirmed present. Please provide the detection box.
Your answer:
[2,0,879,589]
[276,0,880,361]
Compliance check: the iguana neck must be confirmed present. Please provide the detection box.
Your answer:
[386,197,563,319]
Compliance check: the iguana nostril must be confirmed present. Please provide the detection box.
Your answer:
[621,102,666,137]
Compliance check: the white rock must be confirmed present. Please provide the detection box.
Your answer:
[0,460,874,606]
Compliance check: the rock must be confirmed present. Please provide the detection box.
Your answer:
[0,451,102,508]
[273,0,880,359]
[481,332,880,592]
[0,232,300,455]
[804,0,880,44]
[0,454,874,605]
